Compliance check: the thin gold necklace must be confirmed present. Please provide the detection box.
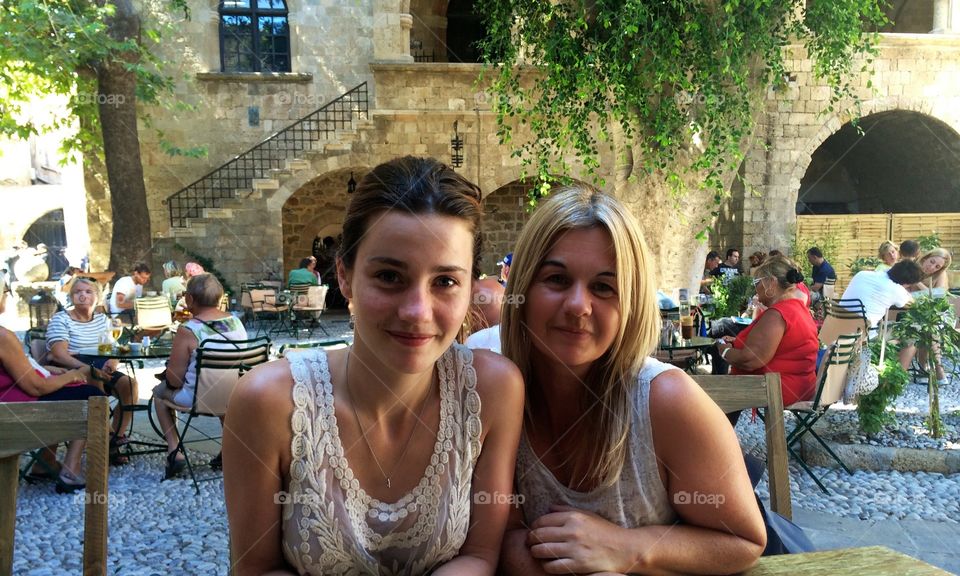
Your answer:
[343,349,433,489]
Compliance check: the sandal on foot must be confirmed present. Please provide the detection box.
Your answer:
[56,469,86,494]
[109,436,130,466]
[164,451,186,480]
[24,466,60,483]
[209,452,222,470]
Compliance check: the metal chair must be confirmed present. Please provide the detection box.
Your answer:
[134,296,173,335]
[278,338,348,357]
[157,336,271,493]
[289,284,330,338]
[818,298,869,347]
[785,331,860,493]
[246,287,289,338]
[822,277,837,300]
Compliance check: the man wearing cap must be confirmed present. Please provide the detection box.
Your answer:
[497,252,512,286]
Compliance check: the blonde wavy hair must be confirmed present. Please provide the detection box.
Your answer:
[918,247,952,284]
[501,185,660,488]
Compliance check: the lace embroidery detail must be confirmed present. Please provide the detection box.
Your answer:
[283,345,482,575]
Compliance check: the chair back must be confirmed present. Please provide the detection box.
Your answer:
[239,282,266,311]
[0,397,110,574]
[821,277,837,300]
[812,331,861,409]
[692,373,791,519]
[279,338,348,356]
[135,296,173,330]
[248,288,278,312]
[818,298,869,347]
[194,337,271,415]
[25,328,48,365]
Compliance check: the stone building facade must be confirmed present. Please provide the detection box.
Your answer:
[59,0,960,294]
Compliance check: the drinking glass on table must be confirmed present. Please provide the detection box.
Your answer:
[110,318,124,342]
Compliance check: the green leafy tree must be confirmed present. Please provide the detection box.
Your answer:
[892,295,960,438]
[0,0,192,273]
[478,1,887,209]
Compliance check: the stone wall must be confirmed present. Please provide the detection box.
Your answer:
[722,34,960,263]
[136,0,378,238]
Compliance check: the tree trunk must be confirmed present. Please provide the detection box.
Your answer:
[99,0,152,275]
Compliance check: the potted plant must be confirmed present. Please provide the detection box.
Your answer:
[891,294,960,438]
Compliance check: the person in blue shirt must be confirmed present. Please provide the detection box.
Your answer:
[806,246,836,301]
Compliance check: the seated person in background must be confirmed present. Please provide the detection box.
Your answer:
[0,296,103,492]
[840,261,921,328]
[701,250,722,294]
[715,256,819,425]
[470,276,504,331]
[287,257,319,286]
[875,241,898,273]
[717,247,741,279]
[46,277,139,458]
[899,239,920,262]
[499,185,765,575]
[908,248,951,294]
[466,276,504,354]
[748,251,766,269]
[153,273,247,479]
[108,262,152,317]
[161,260,186,306]
[805,247,835,302]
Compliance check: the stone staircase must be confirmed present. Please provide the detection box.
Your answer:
[162,119,375,241]
[162,82,372,236]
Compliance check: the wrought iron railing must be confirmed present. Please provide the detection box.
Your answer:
[165,82,369,228]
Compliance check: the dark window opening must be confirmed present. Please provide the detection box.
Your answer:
[219,0,290,73]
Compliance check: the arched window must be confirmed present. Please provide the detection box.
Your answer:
[219,0,291,73]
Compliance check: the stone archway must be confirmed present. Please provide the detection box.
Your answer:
[281,167,370,281]
[797,110,960,215]
[480,179,534,276]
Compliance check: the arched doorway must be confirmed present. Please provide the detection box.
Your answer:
[798,110,960,215]
[480,179,537,276]
[281,168,366,285]
[22,209,68,279]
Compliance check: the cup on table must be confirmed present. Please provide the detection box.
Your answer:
[129,342,143,355]
[680,315,695,340]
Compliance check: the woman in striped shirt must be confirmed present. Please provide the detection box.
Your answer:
[46,277,139,457]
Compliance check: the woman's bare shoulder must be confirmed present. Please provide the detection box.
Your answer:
[232,359,296,415]
[469,348,524,407]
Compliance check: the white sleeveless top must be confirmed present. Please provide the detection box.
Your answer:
[516,357,679,528]
[282,344,483,575]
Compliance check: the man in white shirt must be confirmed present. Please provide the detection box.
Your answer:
[109,263,152,315]
[839,260,922,327]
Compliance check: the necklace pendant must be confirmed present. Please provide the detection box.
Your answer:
[387,478,391,489]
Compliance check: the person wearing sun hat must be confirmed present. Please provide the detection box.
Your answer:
[497,252,513,286]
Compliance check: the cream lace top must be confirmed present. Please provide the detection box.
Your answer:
[516,357,679,528]
[282,344,483,575]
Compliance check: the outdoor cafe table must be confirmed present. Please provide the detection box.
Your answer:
[656,336,715,373]
[743,545,950,575]
[75,345,173,457]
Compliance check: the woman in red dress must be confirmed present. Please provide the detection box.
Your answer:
[716,256,819,425]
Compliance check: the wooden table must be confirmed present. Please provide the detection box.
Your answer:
[744,546,951,575]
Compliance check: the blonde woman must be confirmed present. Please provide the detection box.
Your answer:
[901,247,953,382]
[875,241,898,273]
[45,277,139,461]
[499,186,765,575]
[911,248,952,293]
